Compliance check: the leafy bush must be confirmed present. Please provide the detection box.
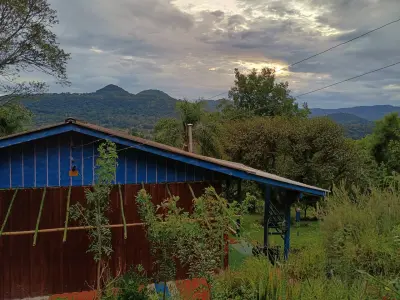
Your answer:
[212,257,301,300]
[321,183,400,280]
[102,266,154,300]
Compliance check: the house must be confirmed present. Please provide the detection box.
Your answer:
[0,118,327,299]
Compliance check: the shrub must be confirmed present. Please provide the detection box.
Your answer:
[321,184,400,280]
[212,256,301,300]
[102,266,154,300]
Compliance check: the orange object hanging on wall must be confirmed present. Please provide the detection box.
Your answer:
[69,170,79,177]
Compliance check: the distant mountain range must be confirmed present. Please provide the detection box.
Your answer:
[311,105,400,121]
[14,84,400,139]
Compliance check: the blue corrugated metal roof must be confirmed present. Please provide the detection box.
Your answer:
[0,119,328,196]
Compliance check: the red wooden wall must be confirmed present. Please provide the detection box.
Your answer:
[0,182,221,299]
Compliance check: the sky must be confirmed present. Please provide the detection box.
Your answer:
[40,0,400,108]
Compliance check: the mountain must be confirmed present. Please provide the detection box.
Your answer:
[21,86,179,131]
[95,84,132,96]
[12,85,398,139]
[311,105,400,121]
[324,113,374,139]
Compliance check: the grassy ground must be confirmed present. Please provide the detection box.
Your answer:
[229,214,322,268]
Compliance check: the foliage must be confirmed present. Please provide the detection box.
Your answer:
[366,112,400,175]
[0,103,32,136]
[154,99,223,157]
[136,186,249,299]
[178,188,248,282]
[222,116,362,189]
[70,141,118,294]
[0,0,70,103]
[320,183,400,280]
[212,257,301,300]
[102,265,154,300]
[153,118,183,148]
[213,255,392,299]
[135,190,187,299]
[227,68,309,118]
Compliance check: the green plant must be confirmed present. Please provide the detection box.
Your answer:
[321,182,400,281]
[135,190,186,300]
[136,186,250,300]
[70,141,118,296]
[117,266,152,300]
[212,256,301,300]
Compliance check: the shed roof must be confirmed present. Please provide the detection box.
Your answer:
[0,118,328,196]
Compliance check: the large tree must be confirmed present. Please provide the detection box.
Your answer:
[370,112,400,167]
[0,0,70,105]
[222,116,362,189]
[227,68,309,118]
[154,100,223,157]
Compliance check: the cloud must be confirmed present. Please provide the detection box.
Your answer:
[38,0,400,108]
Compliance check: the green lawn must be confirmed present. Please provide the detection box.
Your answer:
[229,214,322,268]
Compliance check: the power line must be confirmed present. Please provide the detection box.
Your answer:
[207,91,228,100]
[203,18,400,101]
[284,17,400,70]
[295,60,400,98]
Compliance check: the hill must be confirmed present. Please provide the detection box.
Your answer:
[311,105,400,121]
[11,85,397,139]
[323,113,374,139]
[21,85,179,131]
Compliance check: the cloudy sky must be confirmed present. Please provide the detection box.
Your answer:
[43,0,400,108]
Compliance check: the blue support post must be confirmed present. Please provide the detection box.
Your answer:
[284,202,291,260]
[263,185,271,249]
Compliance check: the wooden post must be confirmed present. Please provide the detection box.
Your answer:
[166,183,172,198]
[118,184,127,239]
[264,185,271,249]
[187,183,197,200]
[284,202,291,260]
[0,189,19,237]
[33,187,47,246]
[236,179,242,236]
[63,186,72,242]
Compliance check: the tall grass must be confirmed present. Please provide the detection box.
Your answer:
[321,184,400,280]
[212,182,400,299]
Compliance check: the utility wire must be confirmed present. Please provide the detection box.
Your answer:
[284,17,400,70]
[207,91,228,100]
[295,61,400,98]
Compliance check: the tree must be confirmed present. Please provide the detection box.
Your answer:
[0,0,70,104]
[227,68,309,118]
[70,141,118,297]
[154,100,223,157]
[370,112,400,168]
[0,103,32,136]
[222,116,362,189]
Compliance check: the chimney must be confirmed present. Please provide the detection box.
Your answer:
[187,124,193,153]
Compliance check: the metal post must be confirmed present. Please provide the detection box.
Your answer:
[263,185,271,249]
[284,202,291,260]
[236,179,242,236]
[187,124,193,153]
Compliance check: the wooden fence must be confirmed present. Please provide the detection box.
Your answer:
[0,182,221,299]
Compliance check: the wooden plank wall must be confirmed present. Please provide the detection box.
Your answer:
[0,182,222,299]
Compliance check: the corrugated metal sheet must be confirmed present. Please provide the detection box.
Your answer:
[0,132,223,189]
[0,119,328,195]
[0,182,221,299]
